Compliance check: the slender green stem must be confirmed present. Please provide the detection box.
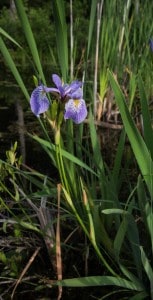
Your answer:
[55,128,70,194]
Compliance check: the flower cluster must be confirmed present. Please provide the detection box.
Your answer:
[30,74,87,124]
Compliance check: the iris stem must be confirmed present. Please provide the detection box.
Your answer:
[55,128,70,194]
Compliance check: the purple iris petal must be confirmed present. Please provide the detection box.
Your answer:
[64,81,82,98]
[30,85,50,117]
[52,74,65,97]
[69,80,82,91]
[52,74,62,88]
[51,74,83,100]
[64,99,87,124]
[44,87,59,93]
[70,88,83,99]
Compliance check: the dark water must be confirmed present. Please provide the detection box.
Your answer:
[0,102,59,182]
[0,105,17,158]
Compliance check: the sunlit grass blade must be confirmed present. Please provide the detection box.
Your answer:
[52,0,68,80]
[108,70,153,195]
[14,0,45,82]
[0,37,29,101]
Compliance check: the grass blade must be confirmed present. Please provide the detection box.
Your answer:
[112,130,126,184]
[108,70,153,195]
[52,0,68,80]
[57,275,144,291]
[0,27,22,49]
[86,0,98,58]
[31,135,98,176]
[140,246,153,298]
[0,37,29,101]
[14,0,45,82]
[88,110,105,173]
[138,74,153,159]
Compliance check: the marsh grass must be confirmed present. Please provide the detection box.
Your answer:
[1,0,153,299]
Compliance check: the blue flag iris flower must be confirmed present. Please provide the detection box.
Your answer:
[30,74,87,124]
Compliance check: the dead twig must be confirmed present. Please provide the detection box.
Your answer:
[11,247,41,299]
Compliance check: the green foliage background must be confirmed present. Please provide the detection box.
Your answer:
[1,1,153,299]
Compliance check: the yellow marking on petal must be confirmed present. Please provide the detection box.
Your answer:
[41,90,46,95]
[74,99,80,107]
